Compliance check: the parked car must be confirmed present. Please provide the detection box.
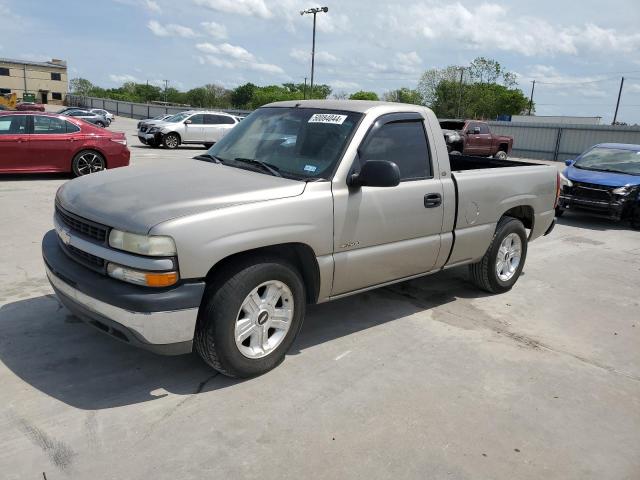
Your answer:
[89,108,115,122]
[61,109,110,128]
[17,102,45,112]
[42,100,558,378]
[557,143,640,228]
[139,110,239,149]
[0,111,129,176]
[439,119,513,159]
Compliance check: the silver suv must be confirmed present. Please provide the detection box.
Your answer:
[139,110,240,149]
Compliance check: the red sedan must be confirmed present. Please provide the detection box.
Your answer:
[16,102,45,112]
[0,112,130,176]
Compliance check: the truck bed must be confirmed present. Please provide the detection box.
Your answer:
[449,154,535,171]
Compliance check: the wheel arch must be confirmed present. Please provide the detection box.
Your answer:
[500,204,534,231]
[204,243,321,304]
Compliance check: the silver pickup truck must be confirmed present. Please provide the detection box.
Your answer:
[42,100,558,377]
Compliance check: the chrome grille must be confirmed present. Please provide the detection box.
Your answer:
[55,205,108,243]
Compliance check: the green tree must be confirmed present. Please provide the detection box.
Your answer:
[349,91,379,101]
[231,83,257,108]
[418,57,531,119]
[383,88,422,104]
[69,77,95,96]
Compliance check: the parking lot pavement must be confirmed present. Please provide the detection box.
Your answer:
[1,111,639,479]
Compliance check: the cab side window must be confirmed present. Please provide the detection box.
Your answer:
[359,120,432,181]
[478,123,490,134]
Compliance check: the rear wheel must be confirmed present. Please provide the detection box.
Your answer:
[494,150,508,160]
[469,217,528,293]
[163,133,180,149]
[95,121,105,128]
[555,207,564,218]
[195,258,306,378]
[72,150,105,176]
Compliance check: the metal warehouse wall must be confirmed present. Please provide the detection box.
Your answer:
[487,121,640,161]
[67,95,251,119]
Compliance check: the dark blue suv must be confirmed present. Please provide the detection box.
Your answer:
[557,143,640,229]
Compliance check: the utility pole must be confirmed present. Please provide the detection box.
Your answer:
[300,7,328,98]
[303,77,308,100]
[163,79,169,103]
[612,76,624,125]
[528,80,536,115]
[456,67,464,118]
[23,64,28,96]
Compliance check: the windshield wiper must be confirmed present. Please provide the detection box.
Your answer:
[192,153,225,164]
[233,157,282,177]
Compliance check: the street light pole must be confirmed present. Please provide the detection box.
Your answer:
[300,6,328,99]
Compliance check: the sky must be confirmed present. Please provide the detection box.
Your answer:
[1,0,640,123]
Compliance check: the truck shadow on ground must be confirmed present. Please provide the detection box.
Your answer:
[0,267,487,410]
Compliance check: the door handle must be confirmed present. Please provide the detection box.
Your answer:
[424,193,442,208]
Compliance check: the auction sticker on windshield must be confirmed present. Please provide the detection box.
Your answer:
[308,113,348,125]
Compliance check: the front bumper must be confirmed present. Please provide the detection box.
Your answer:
[137,131,161,145]
[42,229,205,355]
[558,194,627,220]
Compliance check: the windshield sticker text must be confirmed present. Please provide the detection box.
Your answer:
[308,114,348,125]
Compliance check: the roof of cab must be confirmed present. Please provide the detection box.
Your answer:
[263,99,430,114]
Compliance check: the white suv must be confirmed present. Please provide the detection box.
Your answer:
[140,111,240,149]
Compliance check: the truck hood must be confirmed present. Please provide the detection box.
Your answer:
[565,165,640,187]
[56,161,307,233]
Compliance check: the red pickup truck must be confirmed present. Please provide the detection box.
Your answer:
[439,120,513,160]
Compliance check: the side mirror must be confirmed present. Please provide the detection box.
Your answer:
[184,119,192,124]
[348,160,401,188]
[565,159,574,166]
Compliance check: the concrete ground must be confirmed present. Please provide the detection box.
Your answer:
[0,111,639,480]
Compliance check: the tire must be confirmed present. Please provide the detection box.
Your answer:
[195,257,306,378]
[631,205,640,230]
[450,150,462,156]
[163,132,180,149]
[494,150,508,160]
[72,150,106,177]
[203,143,214,149]
[555,207,564,218]
[95,121,105,128]
[469,216,528,294]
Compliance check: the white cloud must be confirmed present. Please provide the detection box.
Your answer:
[109,73,139,83]
[518,65,613,98]
[380,2,640,57]
[18,53,52,62]
[196,42,285,75]
[628,83,640,94]
[147,20,198,38]
[329,80,359,90]
[193,0,272,19]
[144,0,161,13]
[201,21,228,40]
[289,48,338,65]
[396,51,421,67]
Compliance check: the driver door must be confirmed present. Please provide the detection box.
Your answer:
[183,114,205,142]
[331,113,444,295]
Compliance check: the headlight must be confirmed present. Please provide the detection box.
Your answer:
[559,171,573,188]
[108,229,176,256]
[107,263,178,287]
[612,186,632,195]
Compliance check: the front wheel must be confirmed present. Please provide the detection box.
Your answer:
[195,258,306,378]
[494,150,508,160]
[72,150,105,176]
[163,133,180,149]
[469,217,528,293]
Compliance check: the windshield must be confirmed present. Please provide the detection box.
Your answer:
[439,121,465,131]
[165,112,190,123]
[575,147,640,176]
[208,107,362,180]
